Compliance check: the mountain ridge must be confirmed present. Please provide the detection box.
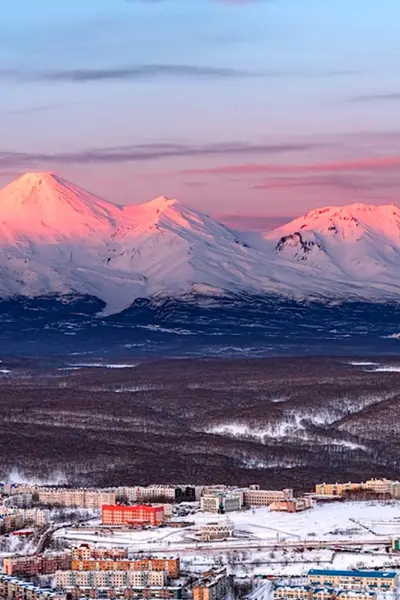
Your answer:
[0,172,399,313]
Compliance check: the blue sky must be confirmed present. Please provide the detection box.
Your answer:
[1,0,400,227]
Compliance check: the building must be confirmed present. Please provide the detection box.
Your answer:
[36,487,116,508]
[0,574,65,600]
[337,592,377,600]
[312,589,335,600]
[274,585,311,600]
[193,568,228,600]
[270,497,313,513]
[101,504,165,527]
[315,480,400,499]
[197,521,235,541]
[131,557,180,579]
[71,544,128,560]
[315,483,362,497]
[392,539,400,552]
[70,557,180,579]
[117,486,177,504]
[59,585,182,599]
[175,486,197,503]
[3,551,72,576]
[308,570,398,591]
[0,507,48,532]
[200,492,242,513]
[7,493,34,508]
[56,570,166,588]
[243,487,293,507]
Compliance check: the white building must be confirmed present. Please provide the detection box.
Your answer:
[200,492,242,513]
[198,520,235,541]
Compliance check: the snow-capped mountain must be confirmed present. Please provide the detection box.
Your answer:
[0,172,400,313]
[266,203,400,294]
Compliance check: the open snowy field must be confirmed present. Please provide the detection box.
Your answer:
[56,500,400,548]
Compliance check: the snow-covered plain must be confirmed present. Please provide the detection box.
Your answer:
[2,173,400,313]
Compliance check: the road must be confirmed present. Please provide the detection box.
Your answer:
[56,528,391,555]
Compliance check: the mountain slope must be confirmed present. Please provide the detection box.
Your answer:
[0,173,400,312]
[265,203,400,296]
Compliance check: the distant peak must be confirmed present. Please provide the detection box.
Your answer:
[146,196,178,209]
[306,202,400,219]
[17,172,57,184]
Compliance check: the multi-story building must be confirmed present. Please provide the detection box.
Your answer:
[269,497,313,513]
[6,493,34,508]
[3,551,72,576]
[314,483,362,497]
[315,480,400,498]
[101,504,165,527]
[0,574,65,600]
[70,556,180,579]
[308,570,398,591]
[337,592,377,600]
[200,493,242,514]
[56,569,166,588]
[117,486,177,504]
[36,488,116,508]
[0,507,48,532]
[312,588,335,600]
[58,585,182,599]
[71,544,128,561]
[193,568,228,600]
[0,511,24,533]
[274,585,311,600]
[243,487,293,507]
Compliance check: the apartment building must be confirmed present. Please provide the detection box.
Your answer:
[0,507,48,531]
[0,575,65,600]
[312,589,335,600]
[243,487,293,507]
[270,497,313,513]
[337,592,377,600]
[101,504,165,527]
[200,492,242,514]
[117,486,176,504]
[315,480,400,498]
[308,570,398,591]
[59,585,182,599]
[0,512,24,533]
[71,544,128,560]
[315,483,361,497]
[6,493,34,508]
[37,487,116,508]
[70,556,180,578]
[56,569,166,588]
[274,585,311,600]
[193,568,228,600]
[3,551,72,576]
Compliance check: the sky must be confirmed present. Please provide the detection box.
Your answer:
[1,0,400,229]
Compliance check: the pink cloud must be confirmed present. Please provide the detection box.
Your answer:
[179,155,400,176]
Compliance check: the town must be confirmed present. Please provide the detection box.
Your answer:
[1,479,400,600]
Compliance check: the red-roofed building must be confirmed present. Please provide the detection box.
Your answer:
[101,504,165,527]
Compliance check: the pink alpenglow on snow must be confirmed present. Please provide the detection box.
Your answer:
[1,173,400,313]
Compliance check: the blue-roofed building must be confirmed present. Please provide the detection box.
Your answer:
[308,570,398,591]
[274,585,311,600]
[312,588,335,600]
[337,590,377,600]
